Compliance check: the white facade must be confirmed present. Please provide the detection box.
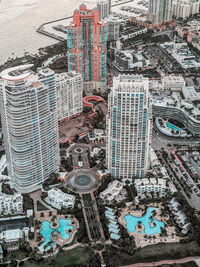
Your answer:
[97,0,109,20]
[161,42,200,70]
[161,75,185,91]
[135,178,167,195]
[0,192,23,215]
[0,228,29,249]
[0,65,60,193]
[46,187,75,209]
[152,92,200,135]
[100,180,124,201]
[88,128,106,141]
[182,86,200,102]
[148,0,173,25]
[106,75,152,179]
[173,0,199,19]
[56,72,83,121]
[122,28,148,41]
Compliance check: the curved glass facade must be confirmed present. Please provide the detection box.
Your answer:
[0,66,60,192]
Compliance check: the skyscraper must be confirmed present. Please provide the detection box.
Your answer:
[56,71,83,121]
[97,0,110,20]
[106,75,152,179]
[148,0,173,25]
[172,0,199,19]
[67,4,107,93]
[0,65,60,193]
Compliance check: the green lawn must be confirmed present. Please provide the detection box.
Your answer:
[22,247,90,266]
[3,250,28,262]
[107,241,200,266]
[36,201,49,211]
[133,241,200,261]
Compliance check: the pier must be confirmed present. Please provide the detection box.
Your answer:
[36,0,136,42]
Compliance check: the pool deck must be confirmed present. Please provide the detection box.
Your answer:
[119,203,180,248]
[30,214,79,254]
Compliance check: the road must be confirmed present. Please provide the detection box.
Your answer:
[152,130,200,210]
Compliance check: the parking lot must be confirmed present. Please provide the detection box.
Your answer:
[145,44,183,74]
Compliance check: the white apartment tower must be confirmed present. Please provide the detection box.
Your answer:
[97,0,111,20]
[148,0,173,25]
[172,0,200,19]
[106,75,152,179]
[0,65,60,193]
[56,72,83,121]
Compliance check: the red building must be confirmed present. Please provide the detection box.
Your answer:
[67,4,107,93]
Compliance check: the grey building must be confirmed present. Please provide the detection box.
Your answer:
[148,0,173,25]
[0,65,60,193]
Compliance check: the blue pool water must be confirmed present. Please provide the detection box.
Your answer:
[166,122,180,131]
[138,231,142,234]
[39,218,73,251]
[124,207,165,235]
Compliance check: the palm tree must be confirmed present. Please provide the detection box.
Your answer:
[151,209,157,217]
[149,215,154,223]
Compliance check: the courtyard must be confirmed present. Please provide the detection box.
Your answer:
[119,203,180,248]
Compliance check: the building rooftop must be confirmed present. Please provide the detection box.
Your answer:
[182,86,200,101]
[0,64,33,81]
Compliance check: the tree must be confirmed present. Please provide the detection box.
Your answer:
[74,134,79,143]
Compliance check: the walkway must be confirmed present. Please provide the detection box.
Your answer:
[120,256,200,267]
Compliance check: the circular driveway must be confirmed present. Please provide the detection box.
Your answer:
[66,169,100,193]
[70,143,89,155]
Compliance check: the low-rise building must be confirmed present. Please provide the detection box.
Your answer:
[153,92,200,135]
[121,28,148,41]
[100,180,124,202]
[168,198,190,234]
[105,207,120,240]
[88,128,106,141]
[182,86,200,102]
[0,228,29,251]
[161,42,200,70]
[114,50,151,72]
[135,178,167,196]
[0,193,23,215]
[0,216,30,251]
[161,75,185,91]
[45,187,75,209]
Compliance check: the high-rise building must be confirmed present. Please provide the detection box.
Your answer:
[67,4,107,93]
[97,0,109,20]
[106,75,152,179]
[108,0,111,14]
[172,0,199,19]
[56,72,83,121]
[148,0,173,25]
[0,65,60,193]
[105,17,120,41]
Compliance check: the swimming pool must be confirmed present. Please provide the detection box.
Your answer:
[124,207,165,235]
[39,218,74,251]
[166,122,180,131]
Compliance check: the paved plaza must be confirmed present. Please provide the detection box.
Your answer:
[66,169,100,193]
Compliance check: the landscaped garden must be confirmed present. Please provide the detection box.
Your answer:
[119,203,179,247]
[30,214,78,254]
[22,247,99,267]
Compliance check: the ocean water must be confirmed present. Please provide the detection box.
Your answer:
[0,0,96,64]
